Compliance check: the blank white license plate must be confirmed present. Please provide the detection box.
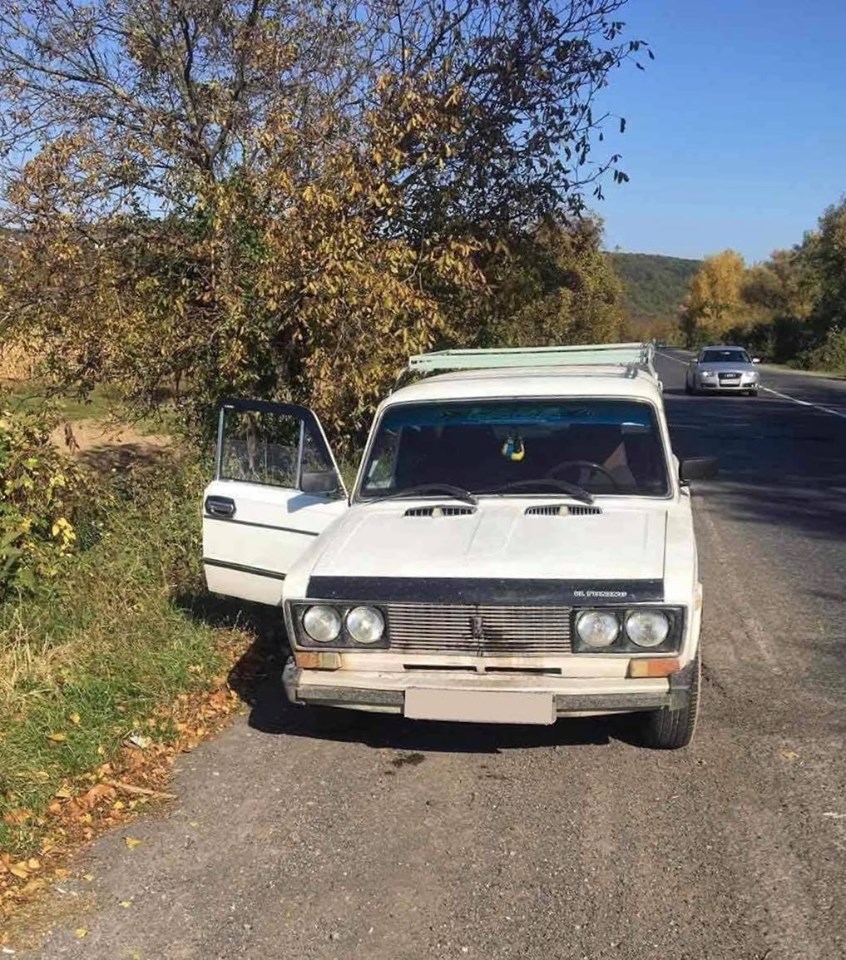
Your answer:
[404,689,556,725]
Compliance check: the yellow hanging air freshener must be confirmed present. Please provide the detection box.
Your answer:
[501,436,525,462]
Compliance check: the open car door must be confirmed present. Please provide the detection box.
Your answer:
[202,399,348,605]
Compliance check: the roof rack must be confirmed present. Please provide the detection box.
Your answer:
[405,342,655,377]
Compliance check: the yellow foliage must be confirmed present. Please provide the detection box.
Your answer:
[684,250,747,338]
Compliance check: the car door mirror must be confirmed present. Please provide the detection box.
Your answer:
[679,457,719,482]
[300,470,341,495]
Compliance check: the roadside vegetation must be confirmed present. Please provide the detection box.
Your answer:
[679,199,846,374]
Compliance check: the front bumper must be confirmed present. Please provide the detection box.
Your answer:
[695,377,757,392]
[282,659,695,719]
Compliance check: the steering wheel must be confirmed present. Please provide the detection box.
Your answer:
[545,459,621,492]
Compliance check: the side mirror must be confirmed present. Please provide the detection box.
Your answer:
[752,357,761,364]
[679,457,719,483]
[300,470,340,495]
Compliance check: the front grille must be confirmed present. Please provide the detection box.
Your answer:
[718,372,741,381]
[386,603,572,656]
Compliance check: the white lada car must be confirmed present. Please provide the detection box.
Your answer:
[202,344,718,749]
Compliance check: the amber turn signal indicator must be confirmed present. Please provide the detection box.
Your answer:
[295,651,341,670]
[628,658,680,679]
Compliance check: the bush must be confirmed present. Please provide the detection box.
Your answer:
[797,328,846,375]
[0,401,85,597]
[0,449,241,856]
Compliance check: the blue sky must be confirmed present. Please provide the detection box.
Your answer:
[594,0,846,263]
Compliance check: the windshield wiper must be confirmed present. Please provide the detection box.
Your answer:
[481,478,594,504]
[367,482,478,506]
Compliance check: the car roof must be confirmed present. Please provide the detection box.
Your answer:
[382,364,663,409]
[700,345,747,351]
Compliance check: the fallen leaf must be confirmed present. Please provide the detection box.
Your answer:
[123,837,143,849]
[781,750,799,762]
[47,732,67,743]
[82,873,95,882]
[54,787,72,799]
[119,899,132,908]
[80,783,117,808]
[69,713,81,726]
[26,859,40,872]
[126,732,152,749]
[3,809,32,826]
[9,864,29,880]
[74,928,87,939]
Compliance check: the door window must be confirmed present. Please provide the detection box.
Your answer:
[216,400,339,491]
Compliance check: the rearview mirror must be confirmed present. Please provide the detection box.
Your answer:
[679,457,719,483]
[300,470,340,495]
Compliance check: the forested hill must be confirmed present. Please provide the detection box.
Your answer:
[609,252,701,325]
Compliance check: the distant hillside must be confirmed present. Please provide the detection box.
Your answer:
[609,252,701,326]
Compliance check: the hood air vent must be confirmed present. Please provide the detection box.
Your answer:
[524,504,602,517]
[404,505,476,518]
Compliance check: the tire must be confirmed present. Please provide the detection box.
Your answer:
[747,389,758,397]
[684,381,694,395]
[639,649,700,749]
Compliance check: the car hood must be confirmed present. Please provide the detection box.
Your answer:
[696,361,754,372]
[305,501,667,584]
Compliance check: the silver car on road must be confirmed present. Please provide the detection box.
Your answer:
[685,346,761,397]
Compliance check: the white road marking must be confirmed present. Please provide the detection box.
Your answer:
[657,351,846,421]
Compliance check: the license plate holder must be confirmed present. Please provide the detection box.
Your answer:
[404,689,556,725]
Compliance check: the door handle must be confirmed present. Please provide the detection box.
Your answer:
[205,495,236,519]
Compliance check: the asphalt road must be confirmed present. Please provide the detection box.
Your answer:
[20,352,846,960]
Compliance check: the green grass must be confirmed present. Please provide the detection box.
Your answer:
[2,381,175,434]
[0,453,246,855]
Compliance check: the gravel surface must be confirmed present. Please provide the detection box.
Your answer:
[17,352,846,960]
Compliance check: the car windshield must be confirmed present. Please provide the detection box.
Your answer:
[358,399,670,499]
[701,349,751,364]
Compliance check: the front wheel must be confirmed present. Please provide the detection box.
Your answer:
[639,650,700,749]
[747,389,758,397]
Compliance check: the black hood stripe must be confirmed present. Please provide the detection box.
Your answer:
[305,577,663,605]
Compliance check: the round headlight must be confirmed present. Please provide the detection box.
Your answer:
[626,610,670,648]
[346,606,385,645]
[302,604,342,643]
[576,610,620,648]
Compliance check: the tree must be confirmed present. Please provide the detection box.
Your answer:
[740,248,814,321]
[680,250,745,344]
[468,215,624,349]
[804,199,846,334]
[0,0,648,446]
